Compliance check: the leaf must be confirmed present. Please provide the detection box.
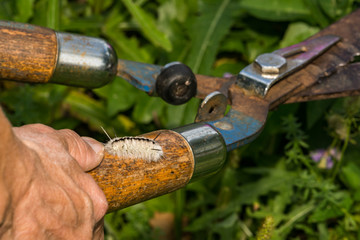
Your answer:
[302,0,330,28]
[181,98,200,125]
[185,0,236,74]
[279,22,320,48]
[340,162,360,190]
[0,85,67,126]
[47,0,60,30]
[185,203,238,232]
[240,0,311,22]
[32,0,48,27]
[64,90,131,134]
[94,78,139,117]
[0,0,15,20]
[212,213,238,239]
[163,104,187,128]
[121,0,172,52]
[103,9,151,62]
[305,99,333,129]
[276,203,316,236]
[235,167,296,205]
[64,90,109,129]
[211,60,245,77]
[157,0,189,25]
[317,223,329,240]
[245,35,280,62]
[144,194,174,213]
[308,192,353,222]
[157,0,192,61]
[15,0,35,22]
[60,16,104,33]
[132,92,165,124]
[318,0,354,20]
[161,98,199,129]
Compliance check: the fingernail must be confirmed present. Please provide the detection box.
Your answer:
[83,137,105,160]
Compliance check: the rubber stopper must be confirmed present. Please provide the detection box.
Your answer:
[156,63,197,105]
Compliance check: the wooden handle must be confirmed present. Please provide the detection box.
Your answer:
[0,21,58,83]
[88,130,194,212]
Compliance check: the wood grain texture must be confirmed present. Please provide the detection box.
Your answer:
[0,21,57,83]
[88,130,194,212]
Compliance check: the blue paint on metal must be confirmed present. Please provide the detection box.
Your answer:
[207,109,264,151]
[117,59,162,94]
[117,59,265,151]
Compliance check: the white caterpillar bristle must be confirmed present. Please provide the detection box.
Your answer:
[104,136,163,162]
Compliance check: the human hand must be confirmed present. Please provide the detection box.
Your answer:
[0,118,107,239]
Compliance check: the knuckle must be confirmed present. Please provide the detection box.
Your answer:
[82,174,108,219]
[58,129,81,140]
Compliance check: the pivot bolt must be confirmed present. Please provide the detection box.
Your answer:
[254,53,286,74]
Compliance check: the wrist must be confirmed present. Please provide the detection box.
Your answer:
[0,109,13,233]
[0,109,34,232]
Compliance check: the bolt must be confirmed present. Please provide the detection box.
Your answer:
[254,53,287,74]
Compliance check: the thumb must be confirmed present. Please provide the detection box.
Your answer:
[58,129,104,171]
[81,137,105,171]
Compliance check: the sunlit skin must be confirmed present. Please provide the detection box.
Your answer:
[0,108,107,239]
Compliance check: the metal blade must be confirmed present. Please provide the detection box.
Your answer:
[116,59,162,94]
[285,62,360,103]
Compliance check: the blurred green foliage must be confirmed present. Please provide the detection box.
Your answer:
[1,0,360,239]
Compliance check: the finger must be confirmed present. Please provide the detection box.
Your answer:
[57,129,104,171]
[12,124,55,140]
[78,173,108,221]
[93,218,105,240]
[82,137,105,170]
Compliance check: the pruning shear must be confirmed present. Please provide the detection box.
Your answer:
[1,9,360,212]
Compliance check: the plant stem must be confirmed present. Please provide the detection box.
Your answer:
[47,0,60,30]
[104,218,120,240]
[174,189,185,240]
[331,123,350,181]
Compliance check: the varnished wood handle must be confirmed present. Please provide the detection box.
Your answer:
[88,130,194,212]
[0,20,117,88]
[0,21,58,83]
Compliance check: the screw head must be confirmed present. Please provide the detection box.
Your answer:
[254,53,286,74]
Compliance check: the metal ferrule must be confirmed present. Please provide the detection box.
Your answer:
[51,32,117,88]
[174,122,227,182]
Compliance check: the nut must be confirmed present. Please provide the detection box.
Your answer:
[254,53,287,74]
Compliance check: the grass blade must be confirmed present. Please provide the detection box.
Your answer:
[121,0,172,52]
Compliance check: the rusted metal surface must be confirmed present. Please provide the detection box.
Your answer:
[117,59,162,94]
[188,9,360,151]
[238,35,340,96]
[195,91,228,122]
[286,63,360,103]
[194,74,268,151]
[265,8,360,109]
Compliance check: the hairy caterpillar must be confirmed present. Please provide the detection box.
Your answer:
[102,128,163,162]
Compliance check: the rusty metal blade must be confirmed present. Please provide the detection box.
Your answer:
[265,8,360,110]
[285,62,360,103]
[116,59,162,94]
